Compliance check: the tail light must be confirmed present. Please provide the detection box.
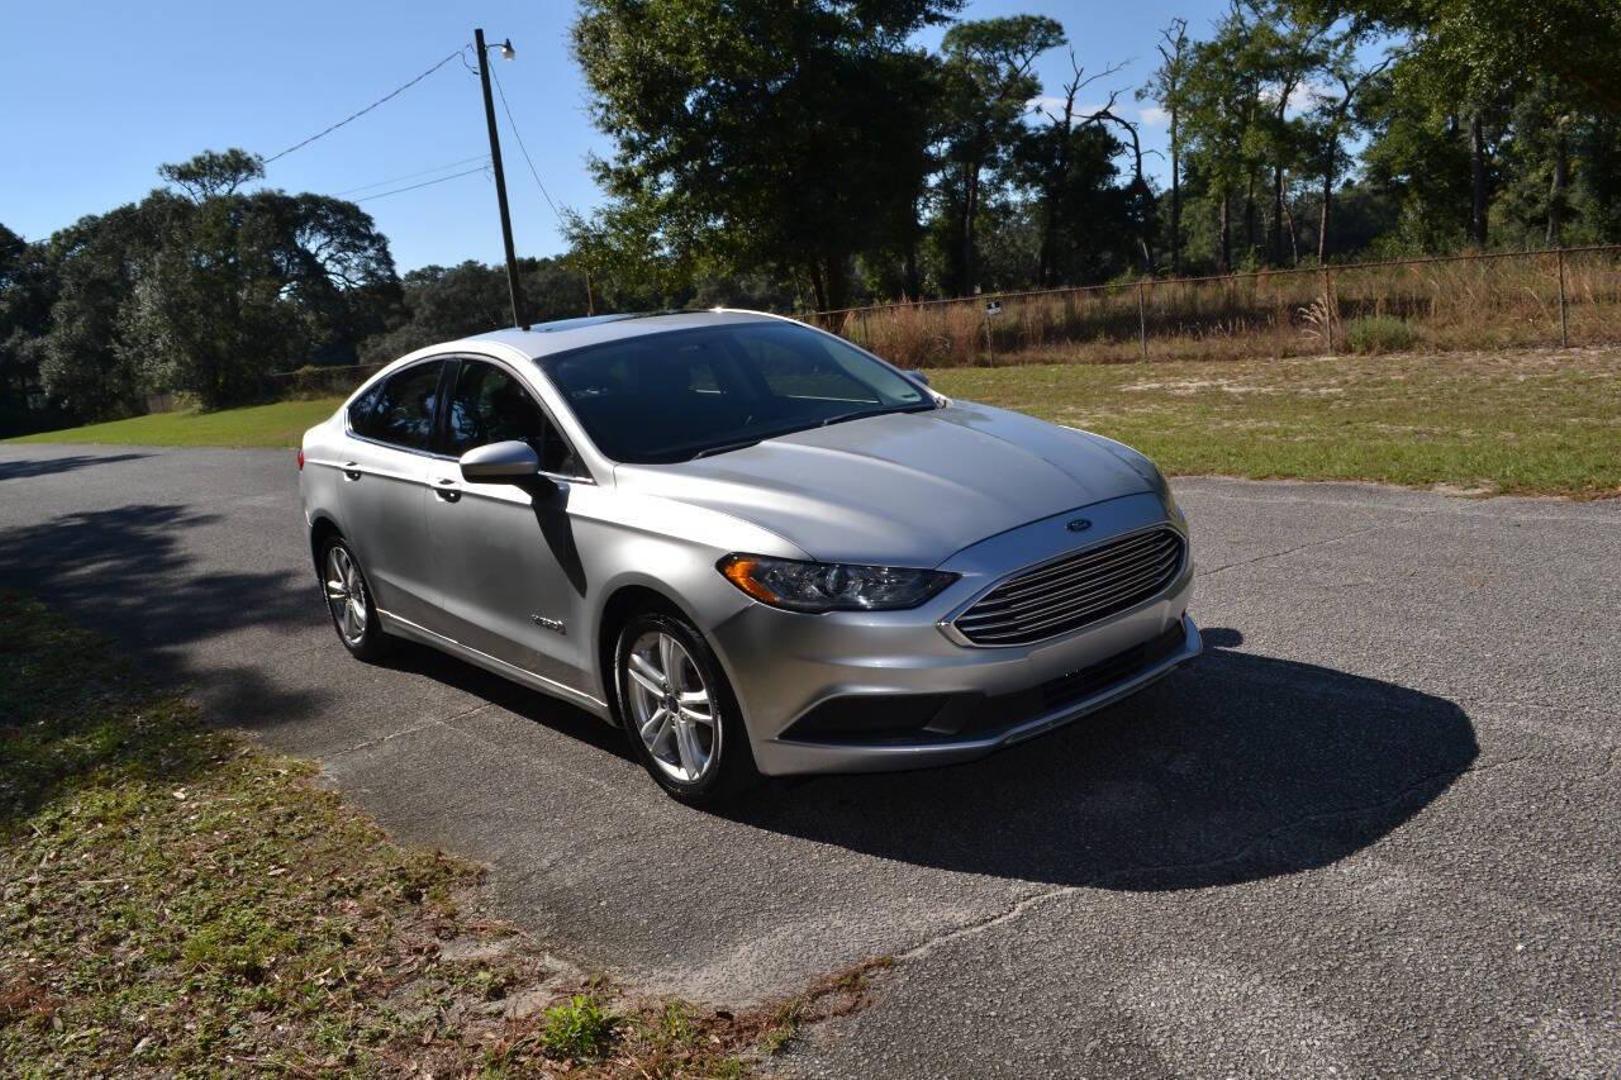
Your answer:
[296,448,305,471]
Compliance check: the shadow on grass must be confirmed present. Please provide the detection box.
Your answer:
[728,628,1478,889]
[0,452,149,481]
[0,592,222,831]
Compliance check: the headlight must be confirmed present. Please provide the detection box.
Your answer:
[717,554,957,613]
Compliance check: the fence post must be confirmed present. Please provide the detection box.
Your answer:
[1136,280,1149,363]
[1556,247,1569,348]
[1320,265,1335,354]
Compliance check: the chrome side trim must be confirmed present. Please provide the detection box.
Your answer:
[376,608,610,716]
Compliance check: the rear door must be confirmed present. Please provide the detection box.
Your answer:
[337,359,448,627]
[425,356,595,689]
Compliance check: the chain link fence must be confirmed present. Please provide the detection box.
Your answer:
[805,245,1621,367]
[266,362,387,400]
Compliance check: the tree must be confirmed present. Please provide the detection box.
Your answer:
[29,206,157,418]
[1140,19,1192,273]
[1311,0,1621,115]
[359,258,592,364]
[1013,106,1134,285]
[936,15,1066,294]
[157,148,266,202]
[570,0,957,311]
[1182,6,1265,271]
[1306,33,1392,259]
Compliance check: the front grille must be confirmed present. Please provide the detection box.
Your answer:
[952,526,1185,646]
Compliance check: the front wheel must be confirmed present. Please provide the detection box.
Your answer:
[614,611,759,807]
[319,535,391,662]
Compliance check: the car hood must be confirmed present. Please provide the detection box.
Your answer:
[613,402,1153,566]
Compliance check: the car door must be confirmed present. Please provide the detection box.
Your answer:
[337,359,448,628]
[426,356,594,690]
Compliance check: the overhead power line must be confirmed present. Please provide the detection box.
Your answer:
[355,165,490,203]
[332,153,490,197]
[264,49,464,165]
[488,64,564,225]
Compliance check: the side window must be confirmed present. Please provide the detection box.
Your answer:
[349,361,444,451]
[446,361,583,477]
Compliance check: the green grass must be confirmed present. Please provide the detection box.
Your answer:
[930,347,1621,498]
[20,346,1609,497]
[4,397,344,448]
[0,592,887,1077]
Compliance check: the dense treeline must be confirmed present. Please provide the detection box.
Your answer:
[0,151,399,433]
[570,0,1621,309]
[3,0,1618,433]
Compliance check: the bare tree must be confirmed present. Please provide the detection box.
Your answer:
[1140,18,1190,273]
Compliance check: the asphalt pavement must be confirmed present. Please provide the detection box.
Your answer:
[2,443,1616,1078]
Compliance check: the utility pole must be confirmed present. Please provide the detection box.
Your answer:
[475,27,527,330]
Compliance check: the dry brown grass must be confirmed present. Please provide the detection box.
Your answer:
[813,248,1621,368]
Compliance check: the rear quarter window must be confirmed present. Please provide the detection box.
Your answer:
[348,361,444,451]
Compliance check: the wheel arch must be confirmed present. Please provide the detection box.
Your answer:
[595,583,688,720]
[308,513,344,574]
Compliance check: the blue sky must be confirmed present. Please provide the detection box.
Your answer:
[3,0,1222,272]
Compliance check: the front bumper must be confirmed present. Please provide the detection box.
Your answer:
[706,492,1199,776]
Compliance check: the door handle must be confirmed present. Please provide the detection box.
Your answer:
[434,478,461,503]
[341,461,362,481]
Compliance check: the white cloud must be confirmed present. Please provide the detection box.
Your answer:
[1138,104,1170,126]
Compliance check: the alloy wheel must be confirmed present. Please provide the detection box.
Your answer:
[624,630,720,784]
[324,545,369,647]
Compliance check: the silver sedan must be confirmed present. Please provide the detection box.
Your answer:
[299,311,1199,805]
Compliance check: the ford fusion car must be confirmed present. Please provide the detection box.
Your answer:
[298,310,1199,805]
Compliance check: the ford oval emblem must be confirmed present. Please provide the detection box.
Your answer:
[1066,517,1092,532]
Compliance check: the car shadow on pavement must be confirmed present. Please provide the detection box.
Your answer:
[0,452,150,482]
[728,628,1479,889]
[374,639,637,763]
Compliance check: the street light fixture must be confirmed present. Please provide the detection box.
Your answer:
[474,27,527,329]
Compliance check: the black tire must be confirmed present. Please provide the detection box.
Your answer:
[613,609,760,807]
[317,534,392,662]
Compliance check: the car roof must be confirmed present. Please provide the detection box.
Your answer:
[459,309,785,360]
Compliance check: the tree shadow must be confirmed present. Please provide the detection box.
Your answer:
[727,628,1478,889]
[0,453,150,481]
[0,503,325,726]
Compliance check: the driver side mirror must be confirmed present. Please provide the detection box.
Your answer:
[909,370,931,388]
[459,440,545,485]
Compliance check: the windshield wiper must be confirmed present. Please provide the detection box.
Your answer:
[691,437,762,460]
[819,401,938,428]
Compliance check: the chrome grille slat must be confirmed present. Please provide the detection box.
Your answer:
[975,530,1169,600]
[959,561,1179,639]
[956,549,1183,630]
[962,538,1180,617]
[953,526,1185,646]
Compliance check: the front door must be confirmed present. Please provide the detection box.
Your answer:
[425,357,593,692]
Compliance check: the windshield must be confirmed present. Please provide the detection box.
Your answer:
[540,321,933,463]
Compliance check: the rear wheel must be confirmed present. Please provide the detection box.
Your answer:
[320,535,391,662]
[614,610,759,807]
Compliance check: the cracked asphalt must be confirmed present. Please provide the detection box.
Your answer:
[2,444,1617,1078]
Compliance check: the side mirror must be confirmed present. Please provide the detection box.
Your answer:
[459,440,541,484]
[909,370,931,387]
